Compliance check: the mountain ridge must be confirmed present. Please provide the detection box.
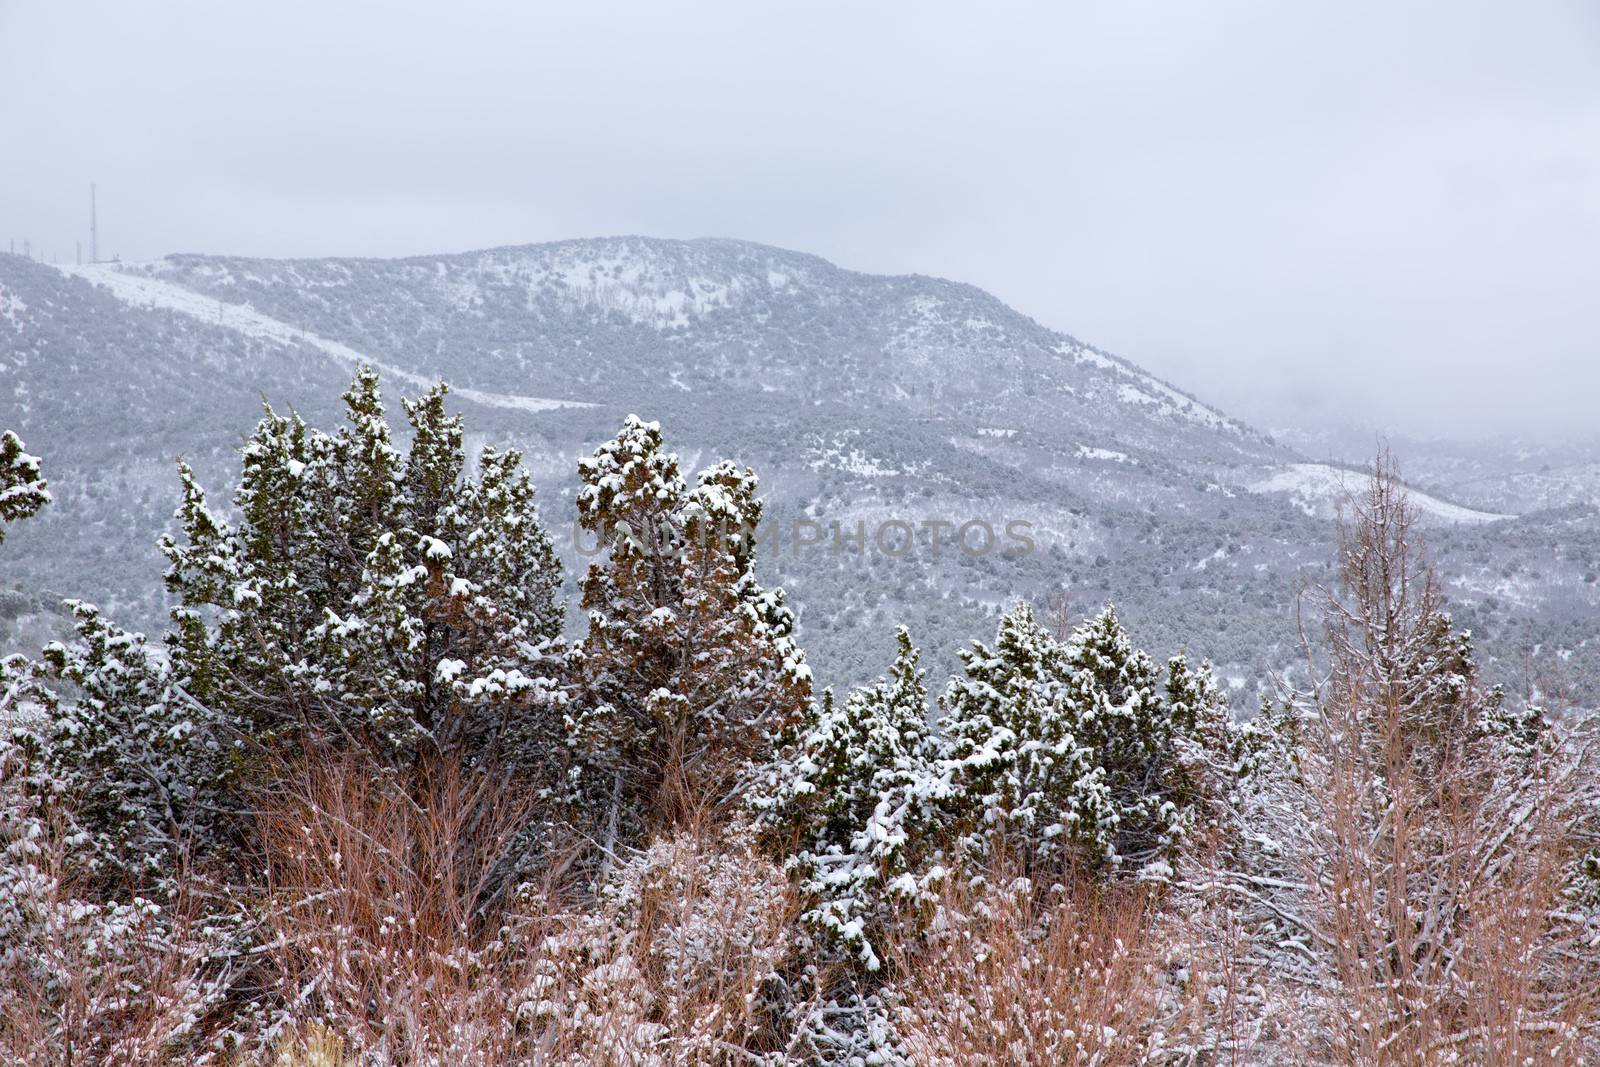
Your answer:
[1,240,1592,691]
[123,236,1272,458]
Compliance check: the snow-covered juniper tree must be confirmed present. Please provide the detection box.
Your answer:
[162,368,566,772]
[1056,605,1234,869]
[0,431,52,838]
[749,607,1243,1057]
[571,415,811,831]
[1,441,225,895]
[938,601,1235,880]
[754,627,940,971]
[0,429,49,546]
[1162,648,1262,849]
[3,603,236,891]
[937,601,1118,874]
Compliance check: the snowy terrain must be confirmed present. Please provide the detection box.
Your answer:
[3,240,1596,692]
[1249,463,1514,524]
[61,265,595,415]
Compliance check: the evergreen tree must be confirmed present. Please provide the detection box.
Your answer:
[162,369,566,772]
[937,601,1117,874]
[1164,651,1252,809]
[1056,605,1229,867]
[0,430,49,545]
[756,628,938,969]
[571,415,811,829]
[938,602,1234,879]
[5,603,235,889]
[1057,605,1171,862]
[0,441,220,896]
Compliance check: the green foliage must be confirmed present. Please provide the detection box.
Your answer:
[6,602,235,888]
[161,368,566,770]
[571,415,811,821]
[936,601,1241,876]
[759,601,1245,974]
[0,429,49,546]
[937,601,1118,871]
[755,628,936,969]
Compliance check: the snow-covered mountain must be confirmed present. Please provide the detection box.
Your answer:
[117,237,1271,461]
[2,239,1595,690]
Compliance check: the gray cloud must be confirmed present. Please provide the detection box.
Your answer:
[3,0,1596,439]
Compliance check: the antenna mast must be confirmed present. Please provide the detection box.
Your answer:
[90,183,99,264]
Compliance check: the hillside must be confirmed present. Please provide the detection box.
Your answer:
[124,237,1272,460]
[2,241,1595,691]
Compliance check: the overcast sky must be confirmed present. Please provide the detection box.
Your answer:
[3,1,1596,440]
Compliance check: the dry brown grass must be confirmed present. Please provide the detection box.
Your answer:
[882,860,1249,1067]
[0,795,236,1065]
[251,751,799,1065]
[253,752,544,1064]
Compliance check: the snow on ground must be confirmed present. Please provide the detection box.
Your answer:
[1077,445,1131,463]
[807,446,900,478]
[463,245,767,330]
[1059,341,1247,436]
[59,264,595,414]
[1248,463,1513,524]
[0,285,25,328]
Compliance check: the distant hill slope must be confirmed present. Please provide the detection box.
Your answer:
[125,237,1275,463]
[2,242,1594,693]
[0,253,349,631]
[1249,462,1512,524]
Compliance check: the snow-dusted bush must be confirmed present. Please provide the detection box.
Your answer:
[572,827,796,1057]
[571,415,811,830]
[762,600,1245,971]
[755,627,945,972]
[939,601,1238,879]
[0,755,243,1065]
[0,428,49,545]
[935,600,1120,872]
[163,367,567,772]
[4,601,236,889]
